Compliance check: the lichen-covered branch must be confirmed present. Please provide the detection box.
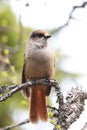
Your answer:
[50,87,87,130]
[0,79,58,102]
[0,79,87,130]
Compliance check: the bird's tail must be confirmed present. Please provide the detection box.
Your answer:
[29,86,48,123]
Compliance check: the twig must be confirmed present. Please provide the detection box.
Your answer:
[62,1,87,28]
[73,1,87,9]
[51,1,87,35]
[0,119,29,130]
[47,105,58,111]
[67,1,87,23]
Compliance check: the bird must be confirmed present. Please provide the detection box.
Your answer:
[22,30,55,123]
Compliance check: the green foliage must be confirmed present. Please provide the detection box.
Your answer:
[48,111,53,118]
[0,3,18,46]
[48,111,62,130]
[0,3,32,85]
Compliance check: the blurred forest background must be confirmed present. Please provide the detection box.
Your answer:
[0,0,87,130]
[0,1,32,129]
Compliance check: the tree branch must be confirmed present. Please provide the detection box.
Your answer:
[51,1,87,35]
[62,1,87,28]
[49,87,87,130]
[0,119,29,130]
[0,79,58,102]
[1,79,87,130]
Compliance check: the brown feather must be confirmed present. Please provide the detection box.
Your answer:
[22,62,30,98]
[29,86,48,123]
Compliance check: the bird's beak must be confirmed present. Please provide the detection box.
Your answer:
[44,35,51,39]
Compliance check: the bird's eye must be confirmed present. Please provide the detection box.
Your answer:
[31,32,44,38]
[37,33,44,37]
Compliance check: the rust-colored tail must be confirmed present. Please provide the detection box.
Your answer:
[29,86,48,123]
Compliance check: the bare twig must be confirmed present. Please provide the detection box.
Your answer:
[73,1,87,9]
[62,1,87,27]
[50,1,87,35]
[47,105,58,111]
[0,119,29,130]
[66,1,87,24]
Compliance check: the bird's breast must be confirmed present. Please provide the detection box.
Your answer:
[25,47,54,80]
